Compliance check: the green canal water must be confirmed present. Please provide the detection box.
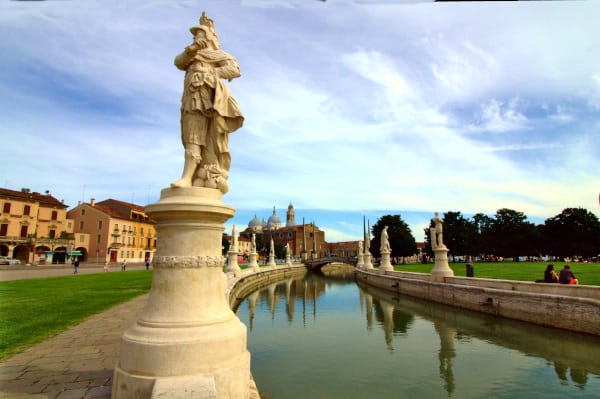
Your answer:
[234,268,600,399]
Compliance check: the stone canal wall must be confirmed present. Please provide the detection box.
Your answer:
[355,268,600,336]
[226,264,307,309]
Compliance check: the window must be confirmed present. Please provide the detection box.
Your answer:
[141,227,144,235]
[79,234,85,242]
[20,225,28,238]
[97,234,101,244]
[79,221,84,230]
[49,229,56,239]
[81,208,86,216]
[3,203,10,214]
[98,220,103,230]
[51,211,58,220]
[0,224,7,236]
[23,205,31,216]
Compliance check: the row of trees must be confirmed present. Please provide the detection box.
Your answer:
[369,208,600,262]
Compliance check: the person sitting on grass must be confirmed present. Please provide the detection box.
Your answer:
[544,264,559,283]
[559,265,579,285]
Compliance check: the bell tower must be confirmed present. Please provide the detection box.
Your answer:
[286,202,296,227]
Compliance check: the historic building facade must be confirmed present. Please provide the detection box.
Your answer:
[0,187,87,264]
[242,203,327,259]
[67,198,156,264]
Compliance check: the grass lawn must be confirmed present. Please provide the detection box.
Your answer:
[0,271,152,361]
[394,261,600,286]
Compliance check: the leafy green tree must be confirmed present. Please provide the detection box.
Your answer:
[370,214,417,262]
[472,213,493,256]
[540,207,600,259]
[487,208,539,260]
[222,234,230,254]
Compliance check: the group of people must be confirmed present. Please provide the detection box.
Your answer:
[544,264,579,284]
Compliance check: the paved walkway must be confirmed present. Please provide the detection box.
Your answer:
[0,294,148,399]
[0,265,261,399]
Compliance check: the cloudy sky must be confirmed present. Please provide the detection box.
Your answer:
[1,0,598,242]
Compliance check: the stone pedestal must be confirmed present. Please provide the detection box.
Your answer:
[248,252,259,271]
[356,252,364,269]
[112,187,250,399]
[379,251,393,271]
[267,253,276,267]
[430,246,454,282]
[225,250,241,274]
[363,252,374,270]
[285,253,292,267]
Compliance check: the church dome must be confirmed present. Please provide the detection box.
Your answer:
[248,214,263,229]
[267,207,282,229]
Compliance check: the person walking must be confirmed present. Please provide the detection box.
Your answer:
[145,257,151,270]
[121,259,127,271]
[73,258,80,274]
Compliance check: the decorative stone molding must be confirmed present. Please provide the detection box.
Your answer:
[153,255,225,268]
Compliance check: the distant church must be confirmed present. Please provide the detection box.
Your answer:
[243,203,325,259]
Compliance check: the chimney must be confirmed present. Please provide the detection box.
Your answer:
[90,198,95,207]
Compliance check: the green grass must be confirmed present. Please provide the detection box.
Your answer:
[394,261,600,286]
[0,271,152,361]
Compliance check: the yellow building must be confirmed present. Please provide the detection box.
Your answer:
[67,198,156,264]
[0,187,84,264]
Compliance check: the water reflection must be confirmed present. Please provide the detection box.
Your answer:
[234,268,600,399]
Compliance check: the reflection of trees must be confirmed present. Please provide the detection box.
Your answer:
[357,280,600,394]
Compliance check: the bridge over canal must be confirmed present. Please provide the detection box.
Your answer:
[303,256,357,271]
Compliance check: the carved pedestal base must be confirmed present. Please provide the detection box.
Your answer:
[379,251,393,271]
[430,246,454,282]
[267,254,276,267]
[363,253,374,270]
[112,187,250,399]
[225,250,241,274]
[248,252,259,271]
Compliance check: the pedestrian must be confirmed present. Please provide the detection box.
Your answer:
[559,265,578,284]
[103,261,108,272]
[73,258,80,274]
[145,257,150,270]
[121,259,127,271]
[544,264,559,283]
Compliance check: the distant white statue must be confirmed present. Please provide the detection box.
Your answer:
[270,238,275,255]
[430,212,445,250]
[380,226,391,253]
[251,233,256,252]
[231,224,238,250]
[285,243,290,256]
[358,240,363,254]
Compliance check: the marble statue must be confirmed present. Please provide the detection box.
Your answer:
[380,226,391,253]
[285,243,290,256]
[270,237,275,255]
[430,212,446,250]
[251,232,256,252]
[171,12,244,193]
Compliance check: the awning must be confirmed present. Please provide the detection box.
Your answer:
[69,251,83,256]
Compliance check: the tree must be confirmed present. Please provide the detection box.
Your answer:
[222,234,230,254]
[540,207,600,259]
[486,208,539,260]
[370,214,417,262]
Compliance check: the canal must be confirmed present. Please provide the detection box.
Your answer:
[234,266,600,399]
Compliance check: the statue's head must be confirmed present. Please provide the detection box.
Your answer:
[189,12,220,49]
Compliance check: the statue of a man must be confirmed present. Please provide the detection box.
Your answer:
[430,212,445,250]
[251,233,256,252]
[171,12,244,193]
[380,226,391,253]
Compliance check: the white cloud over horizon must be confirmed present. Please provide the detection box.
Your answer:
[1,0,598,242]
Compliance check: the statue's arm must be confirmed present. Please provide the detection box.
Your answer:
[174,45,198,71]
[214,57,241,81]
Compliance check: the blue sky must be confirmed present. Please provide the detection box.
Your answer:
[1,0,598,243]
